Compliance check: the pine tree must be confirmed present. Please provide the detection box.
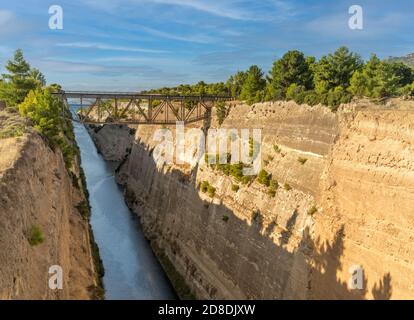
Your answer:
[314,46,363,94]
[1,49,43,106]
[350,55,414,98]
[267,50,314,100]
[239,65,266,105]
[29,68,46,87]
[226,71,248,97]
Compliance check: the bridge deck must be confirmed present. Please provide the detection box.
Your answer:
[56,90,232,101]
[56,90,233,125]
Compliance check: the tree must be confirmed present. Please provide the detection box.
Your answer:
[349,54,382,97]
[29,68,46,87]
[379,61,413,97]
[194,81,206,95]
[350,55,414,98]
[239,65,266,105]
[226,71,247,98]
[1,49,43,107]
[285,83,308,104]
[267,50,314,100]
[314,46,363,94]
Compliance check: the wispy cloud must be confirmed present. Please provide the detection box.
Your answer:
[36,59,105,73]
[141,26,215,44]
[56,42,167,53]
[83,0,293,21]
[150,0,252,20]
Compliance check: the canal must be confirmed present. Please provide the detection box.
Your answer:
[72,107,176,300]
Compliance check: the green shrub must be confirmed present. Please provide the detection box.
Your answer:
[222,215,229,222]
[207,185,216,197]
[18,88,77,168]
[257,169,271,186]
[308,205,318,216]
[70,171,79,189]
[270,180,279,189]
[273,145,281,153]
[298,157,308,165]
[267,187,276,197]
[0,124,25,139]
[284,183,292,191]
[200,181,216,197]
[248,137,254,158]
[27,225,44,246]
[241,175,253,185]
[76,200,90,218]
[231,184,240,192]
[216,101,227,125]
[200,181,209,193]
[230,163,244,180]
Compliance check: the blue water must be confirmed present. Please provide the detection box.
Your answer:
[71,109,176,300]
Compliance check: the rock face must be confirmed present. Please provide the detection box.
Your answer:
[90,100,414,300]
[87,124,134,161]
[0,132,98,299]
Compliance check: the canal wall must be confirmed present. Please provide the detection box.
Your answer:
[0,115,100,299]
[90,100,414,299]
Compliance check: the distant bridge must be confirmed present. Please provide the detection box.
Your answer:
[54,90,233,125]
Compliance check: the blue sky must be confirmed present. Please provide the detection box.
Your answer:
[0,0,413,91]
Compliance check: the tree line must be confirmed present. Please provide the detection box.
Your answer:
[146,46,414,110]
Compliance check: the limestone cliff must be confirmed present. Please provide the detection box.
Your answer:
[87,124,134,161]
[89,100,414,300]
[0,125,99,299]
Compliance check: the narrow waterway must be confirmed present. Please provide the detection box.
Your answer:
[71,107,177,300]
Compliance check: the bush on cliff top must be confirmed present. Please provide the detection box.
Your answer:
[18,88,77,168]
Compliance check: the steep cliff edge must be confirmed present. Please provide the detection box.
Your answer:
[89,100,414,299]
[0,116,99,299]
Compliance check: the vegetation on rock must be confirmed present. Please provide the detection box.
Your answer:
[27,225,44,246]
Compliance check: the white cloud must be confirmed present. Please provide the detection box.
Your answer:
[0,10,13,28]
[55,42,167,53]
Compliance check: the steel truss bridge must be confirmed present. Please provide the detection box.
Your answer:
[54,91,233,125]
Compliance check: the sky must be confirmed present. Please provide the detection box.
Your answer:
[0,0,413,91]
